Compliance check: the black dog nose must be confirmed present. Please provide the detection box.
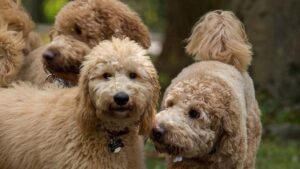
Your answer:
[113,92,129,106]
[43,49,60,62]
[151,126,165,141]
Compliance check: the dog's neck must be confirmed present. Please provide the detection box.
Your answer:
[45,73,75,87]
[96,123,136,154]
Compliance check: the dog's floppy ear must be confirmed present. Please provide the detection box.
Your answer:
[213,100,247,167]
[76,60,97,132]
[139,71,160,137]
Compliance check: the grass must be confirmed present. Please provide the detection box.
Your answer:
[256,139,300,169]
[145,139,300,169]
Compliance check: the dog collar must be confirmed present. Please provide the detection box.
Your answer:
[45,73,74,88]
[97,125,130,154]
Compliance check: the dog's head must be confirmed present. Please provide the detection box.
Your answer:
[76,37,159,136]
[151,76,245,161]
[43,35,91,85]
[43,0,150,84]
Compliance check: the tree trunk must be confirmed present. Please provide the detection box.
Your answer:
[238,0,300,107]
[155,0,231,89]
[23,0,45,22]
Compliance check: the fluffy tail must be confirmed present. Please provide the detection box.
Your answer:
[186,10,252,72]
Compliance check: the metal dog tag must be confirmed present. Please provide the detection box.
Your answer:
[108,138,124,153]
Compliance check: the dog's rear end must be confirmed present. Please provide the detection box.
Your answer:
[151,10,261,169]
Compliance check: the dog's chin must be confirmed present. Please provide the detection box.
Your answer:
[44,62,80,75]
[44,62,80,83]
[153,141,184,156]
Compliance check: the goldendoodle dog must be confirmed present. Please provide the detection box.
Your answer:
[150,10,262,169]
[0,0,41,87]
[0,0,41,53]
[41,0,151,86]
[0,20,25,87]
[1,0,150,87]
[0,38,160,169]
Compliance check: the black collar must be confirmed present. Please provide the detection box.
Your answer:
[97,125,130,154]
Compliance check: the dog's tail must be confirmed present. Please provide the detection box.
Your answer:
[186,10,252,72]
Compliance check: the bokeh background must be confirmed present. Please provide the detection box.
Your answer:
[22,0,300,168]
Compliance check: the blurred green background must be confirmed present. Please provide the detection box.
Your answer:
[22,0,300,168]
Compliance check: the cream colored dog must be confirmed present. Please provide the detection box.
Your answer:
[0,38,160,169]
[151,10,261,169]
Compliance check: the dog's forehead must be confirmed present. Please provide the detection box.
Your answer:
[167,78,228,104]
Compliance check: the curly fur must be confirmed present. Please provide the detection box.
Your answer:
[0,0,34,38]
[0,38,160,169]
[186,10,252,72]
[151,10,261,169]
[0,19,25,87]
[0,0,41,87]
[41,0,151,84]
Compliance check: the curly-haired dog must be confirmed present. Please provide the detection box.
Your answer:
[0,0,41,53]
[0,20,25,87]
[0,0,41,87]
[0,38,160,169]
[40,0,151,86]
[150,10,262,169]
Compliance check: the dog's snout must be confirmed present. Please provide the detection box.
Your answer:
[151,126,165,141]
[113,92,129,106]
[43,49,60,62]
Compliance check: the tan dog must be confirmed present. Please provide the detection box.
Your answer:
[1,0,150,87]
[0,38,160,169]
[0,20,25,87]
[0,0,41,87]
[41,0,151,86]
[150,10,261,169]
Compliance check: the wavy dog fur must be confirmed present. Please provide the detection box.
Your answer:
[40,0,151,85]
[0,0,41,87]
[0,19,25,87]
[186,10,252,71]
[151,10,261,169]
[0,38,160,169]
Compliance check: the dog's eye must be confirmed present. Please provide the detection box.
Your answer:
[166,100,174,108]
[74,24,82,35]
[129,72,138,79]
[188,110,200,119]
[103,73,112,80]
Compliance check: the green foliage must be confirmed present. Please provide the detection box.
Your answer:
[145,139,300,169]
[43,0,68,22]
[256,139,300,169]
[258,91,300,125]
[122,0,165,31]
[145,141,166,169]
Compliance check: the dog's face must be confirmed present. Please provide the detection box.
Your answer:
[43,35,90,84]
[43,0,150,84]
[151,78,232,159]
[78,38,159,134]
